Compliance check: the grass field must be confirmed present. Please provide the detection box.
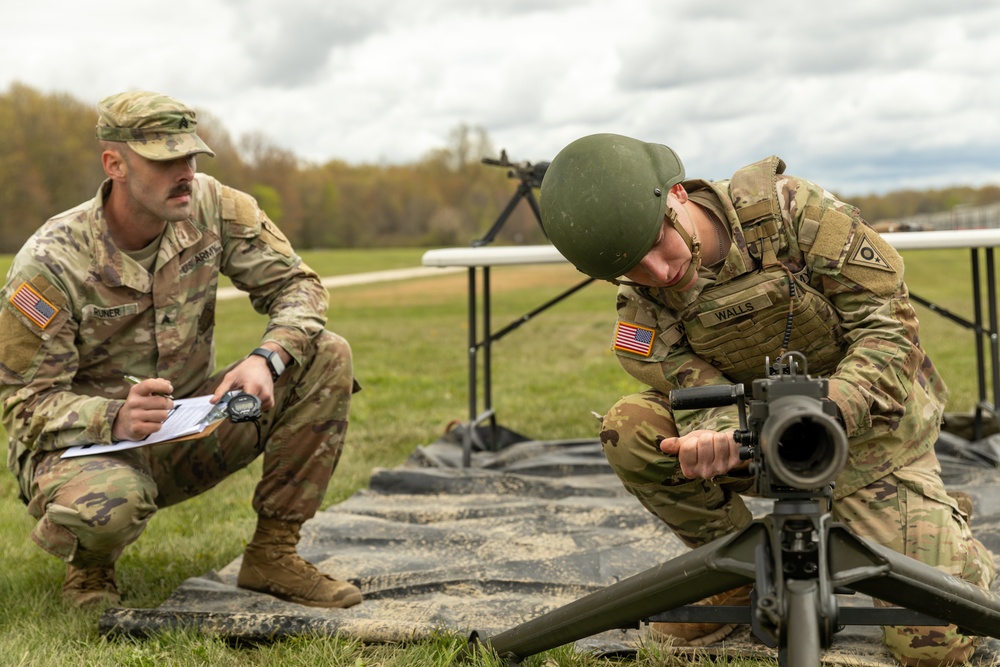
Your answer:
[0,246,993,667]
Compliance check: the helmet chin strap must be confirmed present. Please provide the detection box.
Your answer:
[607,206,702,290]
[660,205,701,292]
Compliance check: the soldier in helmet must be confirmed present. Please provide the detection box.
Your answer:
[540,133,995,666]
[0,91,362,610]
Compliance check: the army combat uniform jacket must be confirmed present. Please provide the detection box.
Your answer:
[612,157,948,498]
[0,173,329,500]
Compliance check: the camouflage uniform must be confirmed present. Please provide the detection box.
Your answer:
[600,157,995,665]
[0,167,355,569]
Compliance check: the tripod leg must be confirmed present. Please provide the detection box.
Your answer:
[523,188,545,238]
[477,525,760,662]
[827,524,1000,638]
[472,184,533,246]
[782,579,822,667]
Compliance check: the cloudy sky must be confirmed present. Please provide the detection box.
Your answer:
[4,0,999,195]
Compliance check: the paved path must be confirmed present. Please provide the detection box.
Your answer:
[216,266,464,301]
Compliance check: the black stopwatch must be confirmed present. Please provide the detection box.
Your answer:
[227,392,262,423]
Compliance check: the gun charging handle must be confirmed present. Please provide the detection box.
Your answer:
[669,383,754,458]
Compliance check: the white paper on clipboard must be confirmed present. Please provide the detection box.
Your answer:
[61,394,227,458]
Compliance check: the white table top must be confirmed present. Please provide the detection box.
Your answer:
[882,228,1000,250]
[422,245,567,267]
[421,229,1000,268]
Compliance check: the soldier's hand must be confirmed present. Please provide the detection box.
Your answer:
[112,379,174,441]
[658,429,743,479]
[211,359,275,411]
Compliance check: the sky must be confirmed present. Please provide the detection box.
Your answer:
[3,0,1000,196]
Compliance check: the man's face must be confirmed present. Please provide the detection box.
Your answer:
[621,197,697,290]
[118,149,197,224]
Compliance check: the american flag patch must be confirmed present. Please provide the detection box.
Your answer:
[11,282,58,329]
[613,321,655,356]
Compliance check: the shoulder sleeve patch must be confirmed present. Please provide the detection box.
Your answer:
[809,207,854,262]
[613,321,655,356]
[1,274,68,377]
[0,304,44,376]
[614,287,679,361]
[221,186,294,259]
[848,234,896,272]
[221,185,262,239]
[10,282,59,328]
[840,227,903,296]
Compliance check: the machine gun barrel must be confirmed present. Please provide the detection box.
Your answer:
[759,394,847,490]
[482,149,549,189]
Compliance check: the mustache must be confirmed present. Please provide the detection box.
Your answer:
[169,183,192,197]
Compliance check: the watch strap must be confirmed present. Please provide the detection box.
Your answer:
[249,347,285,380]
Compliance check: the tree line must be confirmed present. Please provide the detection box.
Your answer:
[2,82,999,255]
[0,83,546,254]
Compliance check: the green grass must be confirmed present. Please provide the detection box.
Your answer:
[0,246,993,666]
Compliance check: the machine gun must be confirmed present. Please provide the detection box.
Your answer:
[671,351,848,500]
[467,352,1000,666]
[472,150,549,247]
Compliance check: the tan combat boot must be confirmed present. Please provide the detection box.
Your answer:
[237,517,362,608]
[649,583,753,647]
[62,564,120,608]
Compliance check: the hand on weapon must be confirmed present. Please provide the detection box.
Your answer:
[658,429,745,479]
[670,351,848,498]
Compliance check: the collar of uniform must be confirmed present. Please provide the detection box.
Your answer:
[89,180,137,290]
[159,174,207,262]
[157,211,203,266]
[686,178,754,284]
[88,179,203,292]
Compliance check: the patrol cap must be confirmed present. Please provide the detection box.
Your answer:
[540,133,684,280]
[96,91,215,160]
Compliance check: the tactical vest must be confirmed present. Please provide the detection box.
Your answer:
[675,157,846,384]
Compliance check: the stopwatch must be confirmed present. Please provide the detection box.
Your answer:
[227,392,262,423]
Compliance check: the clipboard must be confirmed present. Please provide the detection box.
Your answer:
[61,393,233,458]
[158,416,226,443]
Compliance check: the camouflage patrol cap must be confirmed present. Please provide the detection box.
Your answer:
[540,133,684,280]
[96,91,215,160]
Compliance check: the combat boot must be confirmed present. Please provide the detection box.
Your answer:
[62,564,120,608]
[237,517,362,608]
[649,583,753,647]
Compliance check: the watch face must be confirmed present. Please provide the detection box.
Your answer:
[228,393,262,422]
[269,353,284,377]
[253,348,283,379]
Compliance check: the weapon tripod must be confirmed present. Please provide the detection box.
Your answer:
[469,490,1000,667]
[473,150,548,247]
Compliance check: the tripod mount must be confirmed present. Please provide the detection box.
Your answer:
[467,353,1000,666]
[472,150,549,247]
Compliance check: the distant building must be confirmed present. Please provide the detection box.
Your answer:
[874,203,1000,232]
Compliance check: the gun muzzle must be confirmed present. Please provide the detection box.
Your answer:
[759,395,848,491]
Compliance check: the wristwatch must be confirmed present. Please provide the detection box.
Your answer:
[249,347,285,381]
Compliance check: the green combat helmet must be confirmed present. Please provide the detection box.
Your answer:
[540,133,685,280]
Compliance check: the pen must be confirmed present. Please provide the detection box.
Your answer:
[124,374,174,400]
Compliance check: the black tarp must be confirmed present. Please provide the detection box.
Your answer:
[99,434,1000,666]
